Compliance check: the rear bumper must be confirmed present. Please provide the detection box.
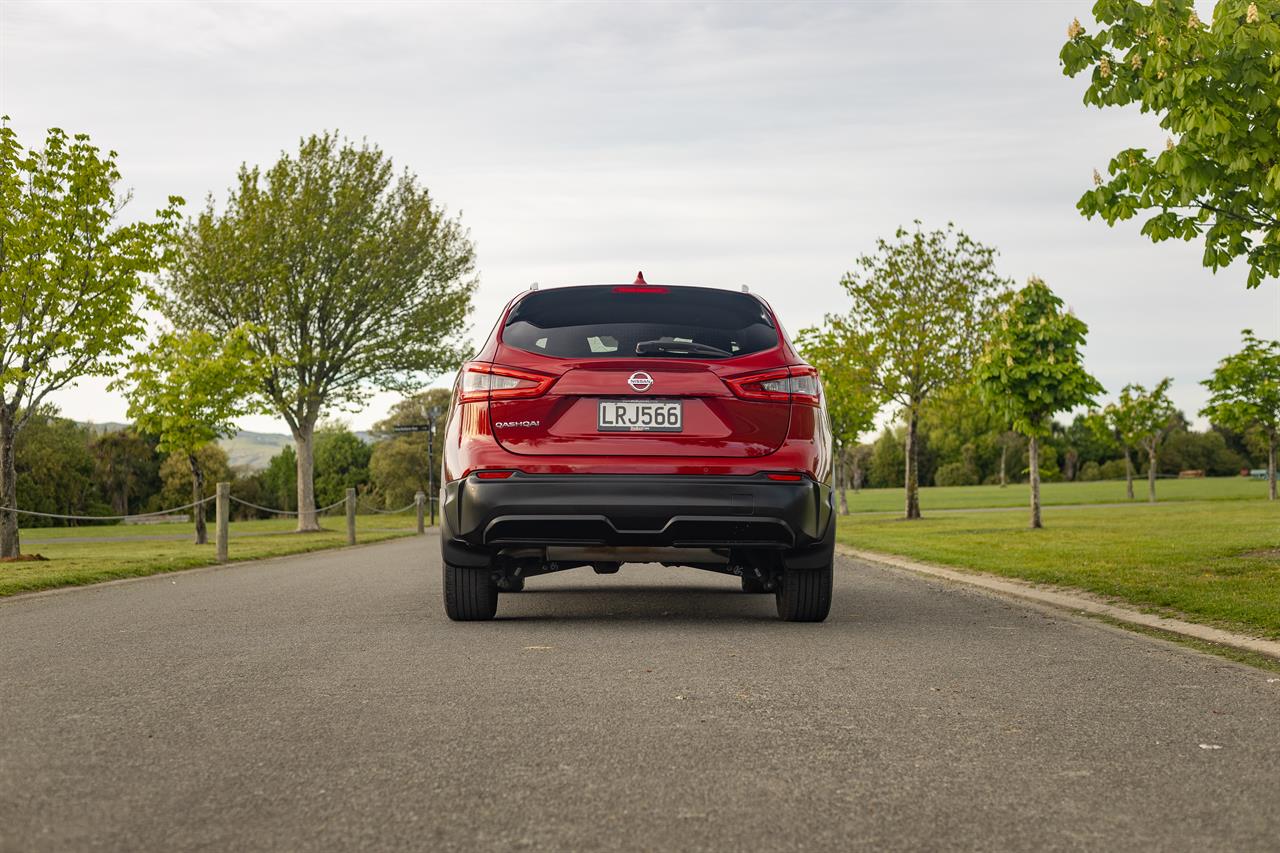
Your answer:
[441,472,833,559]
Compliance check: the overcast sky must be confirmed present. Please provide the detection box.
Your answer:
[3,0,1274,434]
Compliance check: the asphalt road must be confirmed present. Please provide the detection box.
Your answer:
[1,537,1277,852]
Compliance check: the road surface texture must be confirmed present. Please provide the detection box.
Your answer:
[2,536,1277,852]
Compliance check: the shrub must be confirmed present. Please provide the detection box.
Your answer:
[1077,461,1103,482]
[934,461,980,487]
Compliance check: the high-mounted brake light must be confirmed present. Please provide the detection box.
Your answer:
[459,362,556,403]
[725,366,822,406]
[614,270,668,294]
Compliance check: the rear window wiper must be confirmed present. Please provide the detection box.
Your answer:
[635,339,733,358]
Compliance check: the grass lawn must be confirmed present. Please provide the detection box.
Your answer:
[2,517,421,597]
[837,500,1280,639]
[844,476,1267,513]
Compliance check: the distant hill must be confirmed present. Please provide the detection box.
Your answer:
[76,423,375,471]
[219,430,377,471]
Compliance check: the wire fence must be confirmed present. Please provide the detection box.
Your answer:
[2,494,412,522]
[0,497,214,522]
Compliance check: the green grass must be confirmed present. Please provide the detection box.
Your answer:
[845,476,1267,513]
[2,517,421,597]
[837,500,1280,639]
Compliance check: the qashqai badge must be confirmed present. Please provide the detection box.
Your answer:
[628,371,654,393]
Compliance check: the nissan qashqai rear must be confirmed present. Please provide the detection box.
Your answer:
[438,275,835,622]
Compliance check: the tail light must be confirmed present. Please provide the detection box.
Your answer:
[459,362,556,402]
[726,366,821,405]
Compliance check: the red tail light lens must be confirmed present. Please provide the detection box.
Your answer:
[725,366,821,405]
[766,472,805,481]
[725,367,792,402]
[474,470,516,480]
[459,362,556,402]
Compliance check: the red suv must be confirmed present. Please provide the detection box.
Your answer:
[439,275,835,622]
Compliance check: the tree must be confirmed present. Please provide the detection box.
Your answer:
[1201,329,1280,498]
[1111,379,1178,502]
[90,428,160,516]
[369,389,451,510]
[159,445,230,512]
[794,319,881,514]
[0,119,180,557]
[833,222,1009,518]
[313,424,372,509]
[975,278,1103,528]
[165,132,476,532]
[14,408,101,526]
[116,328,263,544]
[1061,2,1280,288]
[259,446,298,513]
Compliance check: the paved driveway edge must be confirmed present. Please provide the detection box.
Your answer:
[838,545,1280,662]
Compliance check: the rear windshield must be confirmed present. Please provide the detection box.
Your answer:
[502,286,778,359]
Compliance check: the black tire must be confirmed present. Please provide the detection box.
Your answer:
[443,562,498,621]
[741,575,769,594]
[775,562,832,622]
[498,576,526,592]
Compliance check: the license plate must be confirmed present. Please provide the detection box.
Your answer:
[597,400,683,432]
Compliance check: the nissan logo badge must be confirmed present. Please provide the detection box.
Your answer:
[628,371,654,393]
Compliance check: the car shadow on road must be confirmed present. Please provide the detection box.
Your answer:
[493,584,783,622]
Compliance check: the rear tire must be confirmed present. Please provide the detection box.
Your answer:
[775,562,832,622]
[443,562,498,621]
[741,575,769,594]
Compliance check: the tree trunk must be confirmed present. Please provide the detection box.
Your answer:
[1147,447,1158,503]
[998,440,1008,488]
[293,423,321,532]
[852,450,863,493]
[0,410,19,559]
[1123,448,1134,500]
[189,453,207,545]
[1268,434,1277,502]
[1028,434,1042,529]
[903,409,921,520]
[837,449,849,515]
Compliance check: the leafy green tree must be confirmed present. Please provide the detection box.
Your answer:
[794,319,881,514]
[867,427,905,489]
[313,424,372,509]
[0,119,180,557]
[14,408,102,527]
[369,389,451,510]
[1061,1,1280,288]
[165,132,476,532]
[116,328,263,544]
[159,445,230,511]
[1201,329,1280,498]
[259,446,298,513]
[975,278,1103,528]
[90,428,161,516]
[1109,379,1179,502]
[832,222,1009,518]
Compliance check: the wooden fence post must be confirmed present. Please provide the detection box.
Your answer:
[345,488,357,546]
[415,491,425,535]
[216,482,229,563]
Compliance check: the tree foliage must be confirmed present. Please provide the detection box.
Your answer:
[0,118,181,556]
[1107,378,1178,501]
[164,132,476,530]
[1061,1,1280,287]
[369,389,450,509]
[1200,328,1280,497]
[975,277,1103,527]
[833,221,1009,517]
[90,428,160,516]
[313,424,372,509]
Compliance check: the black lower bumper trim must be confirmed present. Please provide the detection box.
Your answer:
[441,473,832,556]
